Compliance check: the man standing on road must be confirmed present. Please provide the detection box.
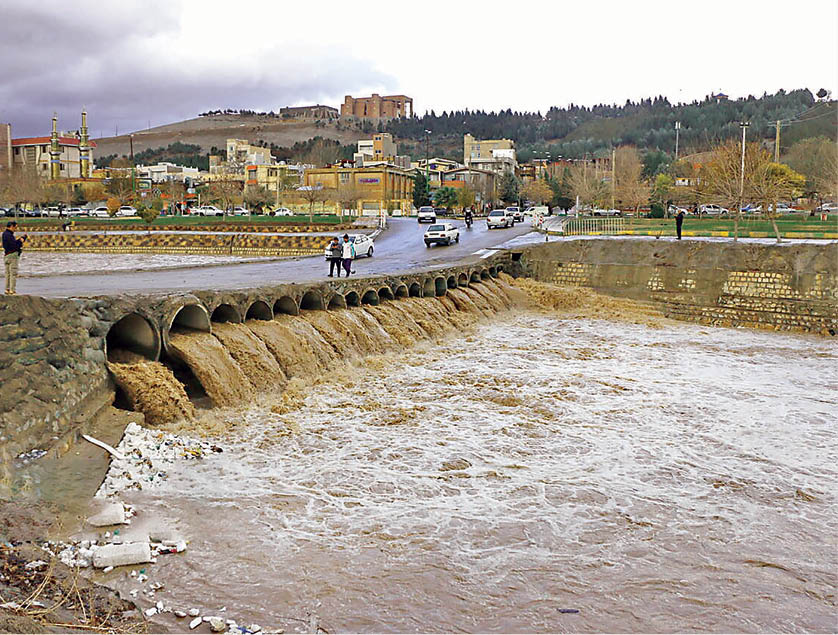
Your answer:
[675,208,685,240]
[3,221,26,295]
[341,234,355,277]
[327,236,343,277]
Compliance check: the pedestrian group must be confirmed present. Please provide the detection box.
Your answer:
[327,234,355,278]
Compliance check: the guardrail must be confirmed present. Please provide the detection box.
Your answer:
[563,217,626,236]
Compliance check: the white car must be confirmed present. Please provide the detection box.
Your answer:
[64,207,86,217]
[417,206,436,223]
[699,204,729,216]
[486,209,514,229]
[273,207,293,216]
[198,205,224,216]
[45,206,62,217]
[324,234,375,259]
[592,208,622,216]
[424,222,460,246]
[89,206,110,218]
[231,206,250,216]
[117,205,137,217]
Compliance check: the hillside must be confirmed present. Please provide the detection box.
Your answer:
[93,115,366,160]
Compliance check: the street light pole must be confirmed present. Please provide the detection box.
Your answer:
[674,121,681,161]
[424,129,431,205]
[739,121,750,210]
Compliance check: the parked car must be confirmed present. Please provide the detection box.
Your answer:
[89,206,110,218]
[668,205,688,215]
[424,222,460,247]
[324,234,375,259]
[116,205,137,217]
[25,208,45,217]
[417,206,436,223]
[815,202,837,214]
[592,208,622,216]
[45,206,62,217]
[64,207,86,217]
[487,209,514,229]
[231,206,250,216]
[197,205,223,216]
[272,207,293,216]
[699,204,729,216]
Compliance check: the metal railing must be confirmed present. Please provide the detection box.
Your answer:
[563,216,626,236]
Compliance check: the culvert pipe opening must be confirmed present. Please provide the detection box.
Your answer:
[328,295,347,310]
[423,279,435,297]
[447,276,457,289]
[470,271,481,283]
[434,277,447,296]
[458,273,469,287]
[344,291,361,307]
[170,304,210,333]
[362,289,379,306]
[106,313,160,362]
[480,270,490,280]
[300,291,324,311]
[395,285,409,299]
[274,296,298,316]
[246,300,273,321]
[211,304,241,324]
[378,287,395,301]
[409,282,422,297]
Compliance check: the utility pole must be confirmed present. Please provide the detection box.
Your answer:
[674,121,681,162]
[611,147,616,210]
[774,120,781,162]
[130,134,135,198]
[424,129,431,205]
[739,121,750,212]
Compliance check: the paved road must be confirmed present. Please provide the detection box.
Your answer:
[20,218,535,298]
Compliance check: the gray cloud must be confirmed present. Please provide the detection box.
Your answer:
[0,1,393,137]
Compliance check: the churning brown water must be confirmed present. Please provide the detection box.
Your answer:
[101,277,837,633]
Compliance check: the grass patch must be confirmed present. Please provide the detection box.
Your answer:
[16,214,346,228]
[622,214,838,237]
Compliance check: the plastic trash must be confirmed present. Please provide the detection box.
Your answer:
[92,542,151,568]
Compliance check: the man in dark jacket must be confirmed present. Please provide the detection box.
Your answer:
[327,237,343,277]
[3,221,26,295]
[675,208,685,240]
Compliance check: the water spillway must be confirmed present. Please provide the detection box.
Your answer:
[107,275,515,423]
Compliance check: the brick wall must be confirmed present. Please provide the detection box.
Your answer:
[521,240,838,335]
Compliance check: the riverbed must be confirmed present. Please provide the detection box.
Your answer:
[98,309,837,633]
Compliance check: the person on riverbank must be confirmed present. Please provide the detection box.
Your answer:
[675,208,685,240]
[3,221,26,295]
[328,237,343,277]
[341,234,355,277]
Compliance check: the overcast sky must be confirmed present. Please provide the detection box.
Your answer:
[2,0,836,138]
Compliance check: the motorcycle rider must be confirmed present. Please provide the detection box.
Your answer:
[464,207,473,228]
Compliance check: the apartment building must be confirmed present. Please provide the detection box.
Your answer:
[303,165,414,215]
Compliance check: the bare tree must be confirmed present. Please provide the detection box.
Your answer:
[750,156,807,242]
[614,146,650,215]
[783,137,838,204]
[567,163,609,210]
[0,166,45,214]
[206,179,242,214]
[335,182,363,220]
[701,141,764,241]
[299,185,326,223]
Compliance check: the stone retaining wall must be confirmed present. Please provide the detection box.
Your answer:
[518,239,838,335]
[23,233,329,257]
[21,222,354,234]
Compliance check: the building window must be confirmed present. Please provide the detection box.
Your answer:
[14,148,19,155]
[60,163,65,171]
[42,145,48,152]
[339,172,349,184]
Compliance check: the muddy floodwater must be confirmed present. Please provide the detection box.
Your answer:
[97,288,838,634]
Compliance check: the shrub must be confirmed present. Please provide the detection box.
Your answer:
[649,203,665,218]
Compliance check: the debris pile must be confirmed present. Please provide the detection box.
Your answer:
[96,422,223,496]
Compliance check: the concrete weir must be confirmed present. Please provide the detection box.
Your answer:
[0,257,510,460]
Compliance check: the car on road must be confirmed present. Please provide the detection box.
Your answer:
[668,205,688,215]
[117,205,137,217]
[486,209,514,229]
[272,207,293,216]
[197,205,224,216]
[699,204,729,216]
[231,206,250,216]
[417,206,436,223]
[88,206,109,218]
[592,208,622,216]
[815,202,837,214]
[65,207,86,217]
[424,222,460,247]
[324,234,375,259]
[506,206,524,222]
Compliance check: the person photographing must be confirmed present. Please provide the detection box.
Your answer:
[3,221,26,295]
